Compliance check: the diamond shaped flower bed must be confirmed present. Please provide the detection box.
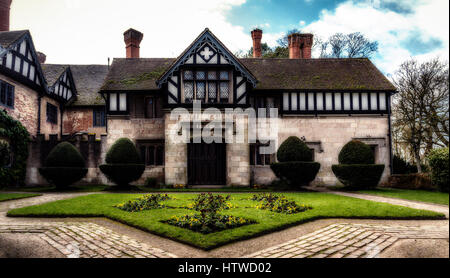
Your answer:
[163,193,256,234]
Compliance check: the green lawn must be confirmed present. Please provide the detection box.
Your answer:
[0,193,41,202]
[7,193,445,250]
[357,188,449,205]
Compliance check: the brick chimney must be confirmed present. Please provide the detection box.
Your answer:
[36,52,46,64]
[123,28,143,58]
[251,28,263,58]
[0,0,12,32]
[299,33,313,59]
[288,33,314,59]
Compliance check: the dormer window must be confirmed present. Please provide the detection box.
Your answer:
[182,69,231,104]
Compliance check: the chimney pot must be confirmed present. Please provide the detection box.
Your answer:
[36,52,46,64]
[123,28,143,58]
[251,28,263,58]
[0,0,12,32]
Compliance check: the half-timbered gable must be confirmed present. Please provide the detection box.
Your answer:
[45,67,77,103]
[0,30,47,94]
[157,28,256,106]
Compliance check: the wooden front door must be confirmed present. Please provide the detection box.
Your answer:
[188,143,226,185]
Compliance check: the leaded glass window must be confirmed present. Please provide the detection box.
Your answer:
[196,81,205,100]
[184,81,194,103]
[219,82,229,101]
[184,70,193,80]
[208,83,217,103]
[219,71,229,80]
[196,71,206,80]
[182,70,230,103]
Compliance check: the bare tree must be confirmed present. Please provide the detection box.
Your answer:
[328,33,347,58]
[392,58,449,172]
[346,32,378,58]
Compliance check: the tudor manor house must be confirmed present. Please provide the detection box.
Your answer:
[0,0,396,187]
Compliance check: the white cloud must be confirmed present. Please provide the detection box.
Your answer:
[10,0,250,64]
[302,0,449,74]
[299,20,306,26]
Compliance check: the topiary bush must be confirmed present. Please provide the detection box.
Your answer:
[277,136,313,162]
[427,148,449,192]
[39,142,87,188]
[271,162,320,187]
[99,138,145,187]
[270,136,320,188]
[332,164,385,188]
[338,140,374,164]
[332,140,384,189]
[0,110,30,188]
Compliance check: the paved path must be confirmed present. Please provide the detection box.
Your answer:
[327,191,449,218]
[0,193,177,258]
[244,222,448,258]
[1,191,448,258]
[245,190,449,258]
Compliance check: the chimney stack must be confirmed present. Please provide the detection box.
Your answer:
[36,52,46,64]
[251,28,263,58]
[0,0,12,32]
[123,28,143,58]
[288,33,313,59]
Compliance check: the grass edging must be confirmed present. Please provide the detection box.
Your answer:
[0,193,41,202]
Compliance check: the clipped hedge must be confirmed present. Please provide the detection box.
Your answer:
[105,138,142,164]
[338,140,374,164]
[332,164,385,189]
[100,138,144,186]
[277,136,313,162]
[428,148,449,192]
[99,164,145,186]
[0,110,30,188]
[39,142,87,188]
[271,162,320,187]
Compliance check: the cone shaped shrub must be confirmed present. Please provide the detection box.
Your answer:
[100,138,144,186]
[271,136,320,188]
[332,140,384,189]
[39,142,87,188]
[428,147,449,192]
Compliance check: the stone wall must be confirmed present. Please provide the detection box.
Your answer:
[107,116,166,185]
[0,73,39,136]
[25,133,108,186]
[252,115,391,186]
[63,107,106,137]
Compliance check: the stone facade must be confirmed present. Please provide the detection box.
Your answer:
[0,73,39,136]
[63,107,106,137]
[257,115,391,186]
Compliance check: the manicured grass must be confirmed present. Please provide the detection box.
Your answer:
[7,193,444,249]
[357,188,449,205]
[0,193,41,202]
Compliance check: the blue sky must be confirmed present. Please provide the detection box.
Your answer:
[10,0,449,76]
[226,0,449,75]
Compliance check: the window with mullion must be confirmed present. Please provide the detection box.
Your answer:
[250,142,274,166]
[0,80,14,109]
[183,69,230,103]
[139,142,164,166]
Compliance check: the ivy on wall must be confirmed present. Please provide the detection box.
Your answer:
[0,109,30,187]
